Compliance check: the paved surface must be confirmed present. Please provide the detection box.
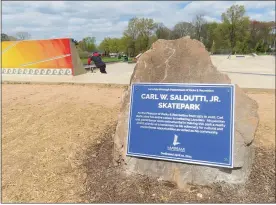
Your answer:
[2,63,135,85]
[212,55,275,89]
[2,56,275,89]
[212,55,275,75]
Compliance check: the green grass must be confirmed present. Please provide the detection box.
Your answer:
[81,57,134,64]
[81,57,124,64]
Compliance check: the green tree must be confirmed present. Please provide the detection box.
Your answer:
[8,35,17,41]
[221,5,250,53]
[204,22,219,51]
[97,10,274,56]
[135,34,150,53]
[124,18,140,41]
[213,23,232,54]
[109,38,121,53]
[98,37,111,55]
[79,37,97,52]
[259,22,273,53]
[171,22,194,39]
[137,18,157,37]
[192,14,207,41]
[118,35,133,55]
[123,17,157,55]
[84,37,97,52]
[1,33,10,41]
[211,41,216,54]
[155,23,171,39]
[249,20,260,51]
[1,33,18,41]
[148,35,158,48]
[249,21,275,53]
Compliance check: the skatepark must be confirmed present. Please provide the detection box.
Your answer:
[2,38,275,203]
[3,55,275,89]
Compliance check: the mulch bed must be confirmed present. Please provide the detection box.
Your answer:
[81,123,275,203]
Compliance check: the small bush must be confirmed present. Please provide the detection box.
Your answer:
[78,51,90,58]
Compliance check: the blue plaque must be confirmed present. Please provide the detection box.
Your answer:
[127,83,235,168]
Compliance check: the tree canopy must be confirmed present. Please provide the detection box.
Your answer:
[94,4,274,56]
[2,4,274,55]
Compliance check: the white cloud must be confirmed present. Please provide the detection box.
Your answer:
[1,1,275,44]
[236,1,275,10]
[248,11,275,22]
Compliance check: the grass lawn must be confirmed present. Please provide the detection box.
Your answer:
[81,57,134,64]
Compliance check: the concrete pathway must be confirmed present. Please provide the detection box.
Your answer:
[2,63,135,85]
[2,56,275,89]
[211,55,275,89]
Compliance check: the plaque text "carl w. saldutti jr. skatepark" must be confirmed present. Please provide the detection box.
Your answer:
[127,83,235,168]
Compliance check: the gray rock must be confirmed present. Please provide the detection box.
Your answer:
[113,37,259,187]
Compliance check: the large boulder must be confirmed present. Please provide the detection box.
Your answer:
[113,37,259,187]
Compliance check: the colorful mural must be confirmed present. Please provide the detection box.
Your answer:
[1,38,85,76]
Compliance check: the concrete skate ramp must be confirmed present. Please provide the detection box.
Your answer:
[1,38,85,76]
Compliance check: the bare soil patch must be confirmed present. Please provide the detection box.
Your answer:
[2,84,275,203]
[2,84,124,203]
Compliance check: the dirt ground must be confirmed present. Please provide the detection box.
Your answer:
[2,84,275,203]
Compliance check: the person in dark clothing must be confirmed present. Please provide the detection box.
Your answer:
[88,52,107,74]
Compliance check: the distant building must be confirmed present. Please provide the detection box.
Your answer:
[109,53,118,58]
[269,26,276,51]
[270,26,276,35]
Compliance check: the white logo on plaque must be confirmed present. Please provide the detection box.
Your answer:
[173,134,181,146]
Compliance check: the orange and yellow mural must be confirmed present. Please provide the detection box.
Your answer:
[1,38,84,76]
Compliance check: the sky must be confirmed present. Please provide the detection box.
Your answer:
[2,1,275,45]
